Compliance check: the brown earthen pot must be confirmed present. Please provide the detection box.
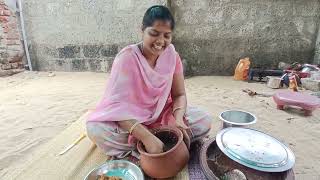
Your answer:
[137,126,190,179]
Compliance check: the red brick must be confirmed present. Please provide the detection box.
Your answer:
[3,27,18,34]
[4,10,10,16]
[0,10,10,16]
[7,31,20,37]
[6,40,20,45]
[10,62,18,69]
[10,53,23,61]
[9,56,23,63]
[7,45,22,51]
[1,64,11,70]
[3,26,9,33]
[7,34,20,40]
[8,23,17,29]
[0,16,8,22]
[7,29,18,33]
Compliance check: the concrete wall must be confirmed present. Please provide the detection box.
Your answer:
[171,0,320,75]
[23,0,320,75]
[23,0,166,72]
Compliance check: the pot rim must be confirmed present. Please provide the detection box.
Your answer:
[199,138,219,180]
[137,126,184,157]
[219,109,257,126]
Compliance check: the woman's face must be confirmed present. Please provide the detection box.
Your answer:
[142,20,172,57]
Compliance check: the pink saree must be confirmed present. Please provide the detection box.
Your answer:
[87,43,182,126]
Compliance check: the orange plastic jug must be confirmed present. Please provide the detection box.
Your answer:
[234,57,251,80]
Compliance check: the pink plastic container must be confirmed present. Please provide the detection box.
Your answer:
[273,90,320,116]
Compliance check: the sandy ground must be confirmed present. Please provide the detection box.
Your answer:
[0,71,319,179]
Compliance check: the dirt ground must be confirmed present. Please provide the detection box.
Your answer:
[0,71,319,179]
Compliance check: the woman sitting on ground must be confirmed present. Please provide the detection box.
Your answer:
[86,5,212,158]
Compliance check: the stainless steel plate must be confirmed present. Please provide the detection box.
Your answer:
[216,128,295,172]
[84,160,144,180]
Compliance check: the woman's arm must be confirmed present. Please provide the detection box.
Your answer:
[171,66,191,148]
[118,120,164,154]
[171,72,188,128]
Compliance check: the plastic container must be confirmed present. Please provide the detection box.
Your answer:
[273,90,320,116]
[234,58,250,81]
[267,76,282,89]
[310,71,320,80]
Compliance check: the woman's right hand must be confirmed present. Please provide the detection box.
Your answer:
[117,120,164,154]
[142,134,164,154]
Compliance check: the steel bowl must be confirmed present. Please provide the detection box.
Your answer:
[84,160,144,180]
[219,110,257,129]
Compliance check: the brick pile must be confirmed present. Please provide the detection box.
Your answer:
[0,1,24,75]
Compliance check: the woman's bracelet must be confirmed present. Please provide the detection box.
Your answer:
[172,106,184,114]
[129,122,140,135]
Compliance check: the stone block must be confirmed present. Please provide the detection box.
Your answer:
[42,46,59,58]
[101,44,118,57]
[54,59,72,71]
[83,45,102,58]
[1,63,11,70]
[301,78,320,92]
[0,51,9,58]
[0,69,24,77]
[289,37,313,51]
[10,62,18,69]
[71,59,87,71]
[58,45,80,58]
[100,57,114,72]
[87,59,101,72]
[293,3,320,17]
[0,58,6,64]
[36,59,51,71]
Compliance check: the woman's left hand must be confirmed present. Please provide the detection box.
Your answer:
[181,128,191,149]
[175,117,189,129]
[175,118,191,149]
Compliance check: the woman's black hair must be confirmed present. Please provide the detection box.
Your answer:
[142,5,175,30]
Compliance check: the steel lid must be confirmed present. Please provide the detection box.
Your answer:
[216,128,295,172]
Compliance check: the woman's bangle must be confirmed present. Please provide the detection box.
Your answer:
[129,122,140,135]
[173,106,184,114]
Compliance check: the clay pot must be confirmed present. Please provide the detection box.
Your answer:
[137,126,190,178]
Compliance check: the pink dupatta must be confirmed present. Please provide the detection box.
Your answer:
[87,43,182,126]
